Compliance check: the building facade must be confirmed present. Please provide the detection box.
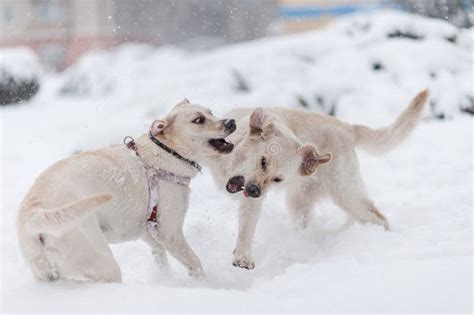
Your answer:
[1,0,117,70]
[0,0,276,70]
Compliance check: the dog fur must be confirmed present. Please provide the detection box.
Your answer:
[17,99,235,282]
[210,90,429,269]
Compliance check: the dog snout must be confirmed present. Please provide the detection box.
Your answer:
[226,175,245,193]
[223,119,236,133]
[245,183,261,198]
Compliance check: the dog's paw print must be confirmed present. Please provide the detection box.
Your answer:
[232,256,255,270]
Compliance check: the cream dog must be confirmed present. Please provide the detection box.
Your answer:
[211,90,428,269]
[17,99,236,282]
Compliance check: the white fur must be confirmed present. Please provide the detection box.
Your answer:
[17,100,234,282]
[210,90,429,269]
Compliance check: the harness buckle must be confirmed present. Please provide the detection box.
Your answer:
[123,136,137,152]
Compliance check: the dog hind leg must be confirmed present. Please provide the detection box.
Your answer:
[329,156,390,231]
[30,250,59,281]
[331,187,390,231]
[52,219,122,282]
[285,180,323,229]
[80,253,122,283]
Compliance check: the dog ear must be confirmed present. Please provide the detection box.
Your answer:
[249,108,265,135]
[174,99,191,109]
[150,119,168,136]
[297,144,332,176]
[249,108,275,138]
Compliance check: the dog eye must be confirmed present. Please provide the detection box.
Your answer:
[273,178,283,183]
[261,157,267,171]
[192,116,205,124]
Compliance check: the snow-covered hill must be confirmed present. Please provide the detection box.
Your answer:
[1,11,472,313]
[55,10,473,123]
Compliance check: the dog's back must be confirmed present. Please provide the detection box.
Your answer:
[17,145,148,281]
[233,90,429,156]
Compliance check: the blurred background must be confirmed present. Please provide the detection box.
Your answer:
[1,0,472,71]
[0,0,472,120]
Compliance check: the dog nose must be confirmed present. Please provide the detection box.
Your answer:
[224,119,236,132]
[245,184,261,198]
[226,175,245,193]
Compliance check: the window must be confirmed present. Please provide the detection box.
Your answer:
[34,0,64,23]
[2,6,14,24]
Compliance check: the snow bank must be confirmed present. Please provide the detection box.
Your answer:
[0,47,42,105]
[0,47,43,82]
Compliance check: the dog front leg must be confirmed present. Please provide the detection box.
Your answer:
[232,198,263,270]
[141,232,168,268]
[156,230,204,278]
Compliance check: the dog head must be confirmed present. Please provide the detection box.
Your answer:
[226,108,331,198]
[150,99,236,161]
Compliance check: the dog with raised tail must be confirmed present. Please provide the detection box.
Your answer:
[17,99,236,282]
[213,90,429,270]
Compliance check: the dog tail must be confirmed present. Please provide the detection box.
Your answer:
[24,193,113,235]
[352,90,429,155]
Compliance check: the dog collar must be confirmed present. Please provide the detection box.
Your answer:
[147,131,202,172]
[123,136,195,183]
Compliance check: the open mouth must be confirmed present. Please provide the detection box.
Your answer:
[208,138,234,154]
[226,175,245,193]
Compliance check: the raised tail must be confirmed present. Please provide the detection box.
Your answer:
[24,193,112,235]
[353,90,429,155]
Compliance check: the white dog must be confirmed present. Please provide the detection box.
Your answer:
[210,90,428,269]
[17,99,236,282]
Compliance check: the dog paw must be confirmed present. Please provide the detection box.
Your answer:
[153,253,169,269]
[47,269,59,281]
[232,256,255,270]
[188,266,205,278]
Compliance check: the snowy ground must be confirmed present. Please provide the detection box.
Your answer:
[1,11,473,313]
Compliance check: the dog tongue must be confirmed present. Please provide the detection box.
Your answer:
[243,191,249,198]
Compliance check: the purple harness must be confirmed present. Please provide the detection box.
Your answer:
[124,136,191,232]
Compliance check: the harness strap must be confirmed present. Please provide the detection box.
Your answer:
[148,205,158,223]
[146,166,191,186]
[123,136,191,226]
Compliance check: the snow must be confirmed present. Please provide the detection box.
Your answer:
[1,11,472,313]
[0,47,43,82]
[56,10,473,122]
